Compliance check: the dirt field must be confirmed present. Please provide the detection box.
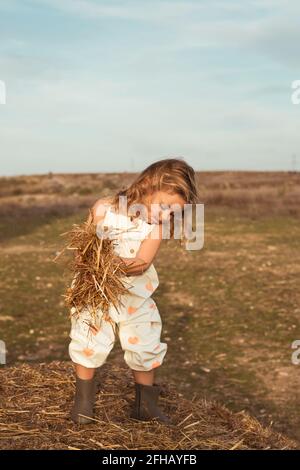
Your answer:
[0,171,300,444]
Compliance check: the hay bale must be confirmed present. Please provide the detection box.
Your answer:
[0,361,296,450]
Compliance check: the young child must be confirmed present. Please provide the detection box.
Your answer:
[69,158,199,425]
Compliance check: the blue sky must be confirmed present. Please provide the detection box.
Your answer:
[0,0,299,175]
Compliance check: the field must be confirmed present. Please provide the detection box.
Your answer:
[0,170,300,445]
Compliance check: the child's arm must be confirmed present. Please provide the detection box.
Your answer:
[119,223,163,276]
[89,199,163,276]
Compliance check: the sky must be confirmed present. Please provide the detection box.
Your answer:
[0,0,299,175]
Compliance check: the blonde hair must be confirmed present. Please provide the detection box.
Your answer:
[111,158,200,238]
[112,157,199,205]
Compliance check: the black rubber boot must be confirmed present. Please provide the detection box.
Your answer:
[130,383,170,424]
[70,375,97,424]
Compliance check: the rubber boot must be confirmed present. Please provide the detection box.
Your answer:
[70,375,97,424]
[130,383,170,424]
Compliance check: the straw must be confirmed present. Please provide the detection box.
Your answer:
[0,361,296,450]
[53,214,146,324]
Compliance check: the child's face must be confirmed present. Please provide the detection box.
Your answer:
[144,191,186,224]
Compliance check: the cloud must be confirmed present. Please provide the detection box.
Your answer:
[1,69,299,173]
[33,0,207,21]
[0,0,299,174]
[33,0,289,23]
[36,0,298,72]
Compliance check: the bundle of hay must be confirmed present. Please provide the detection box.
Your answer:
[0,361,296,450]
[54,211,144,323]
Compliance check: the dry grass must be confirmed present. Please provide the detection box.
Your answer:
[0,361,296,450]
[1,171,300,218]
[1,171,299,449]
[54,215,137,324]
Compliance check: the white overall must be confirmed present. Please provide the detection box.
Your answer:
[68,205,167,371]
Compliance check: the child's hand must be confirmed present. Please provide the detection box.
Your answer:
[115,256,149,276]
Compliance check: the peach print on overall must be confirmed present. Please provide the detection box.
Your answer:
[151,361,161,369]
[145,282,154,292]
[128,336,139,344]
[127,306,138,315]
[83,348,94,357]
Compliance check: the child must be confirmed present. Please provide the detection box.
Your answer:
[69,158,199,425]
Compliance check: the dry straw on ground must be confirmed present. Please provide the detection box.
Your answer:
[0,361,296,450]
